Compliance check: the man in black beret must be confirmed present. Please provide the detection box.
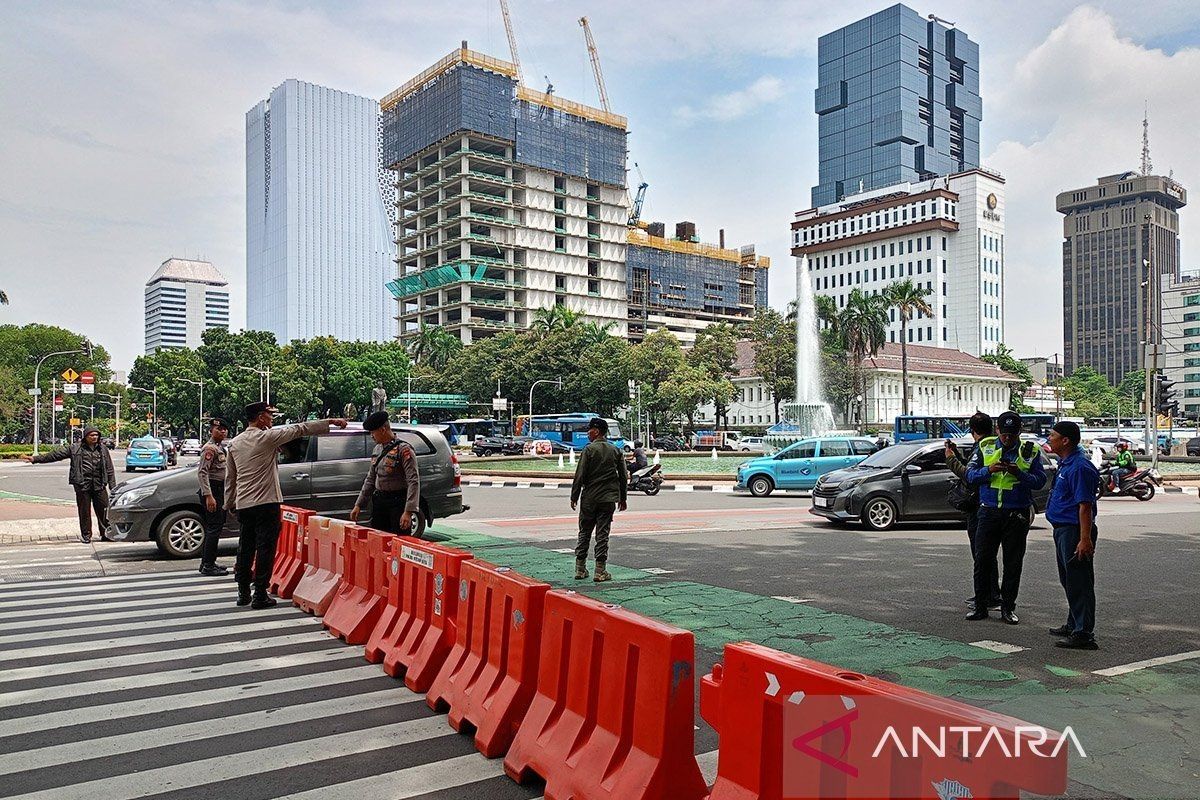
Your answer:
[351,411,421,535]
[569,417,627,582]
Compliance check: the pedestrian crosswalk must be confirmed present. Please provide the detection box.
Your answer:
[0,570,548,800]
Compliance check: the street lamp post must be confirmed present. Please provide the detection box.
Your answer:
[129,385,158,437]
[31,347,85,455]
[405,374,429,422]
[94,393,122,447]
[178,377,204,437]
[528,378,563,426]
[236,365,270,402]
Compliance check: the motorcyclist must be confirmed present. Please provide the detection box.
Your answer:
[1110,442,1135,491]
[627,441,649,488]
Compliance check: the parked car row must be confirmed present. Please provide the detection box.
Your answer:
[471,435,571,457]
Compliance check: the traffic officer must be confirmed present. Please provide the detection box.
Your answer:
[196,417,230,576]
[224,402,347,608]
[351,411,421,535]
[964,411,1047,625]
[569,417,627,583]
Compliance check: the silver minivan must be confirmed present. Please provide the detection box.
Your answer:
[108,424,466,558]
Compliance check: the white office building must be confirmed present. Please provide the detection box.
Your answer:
[792,168,1006,357]
[144,258,229,353]
[246,79,395,344]
[1162,272,1200,419]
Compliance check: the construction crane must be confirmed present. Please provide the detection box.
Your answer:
[578,16,611,113]
[628,162,649,226]
[498,0,523,84]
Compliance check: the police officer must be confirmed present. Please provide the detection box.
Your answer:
[570,418,627,583]
[224,402,347,608]
[351,411,421,535]
[196,417,230,576]
[964,411,1047,624]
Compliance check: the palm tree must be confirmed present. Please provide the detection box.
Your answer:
[408,323,462,371]
[838,289,889,425]
[815,294,840,342]
[885,279,934,416]
[530,305,582,337]
[578,320,616,344]
[0,290,8,305]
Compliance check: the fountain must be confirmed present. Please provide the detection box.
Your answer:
[766,255,835,448]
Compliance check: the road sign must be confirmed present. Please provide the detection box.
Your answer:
[54,397,64,412]
[69,417,81,426]
[492,397,508,411]
[27,388,42,396]
[80,372,95,394]
[61,368,79,382]
[63,383,78,394]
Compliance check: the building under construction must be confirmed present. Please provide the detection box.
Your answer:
[626,222,770,345]
[381,45,630,344]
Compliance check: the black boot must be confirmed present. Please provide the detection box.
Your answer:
[251,591,277,610]
[236,585,251,606]
[199,563,229,576]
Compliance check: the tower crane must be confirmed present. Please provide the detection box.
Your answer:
[578,16,611,113]
[498,0,523,84]
[628,162,649,227]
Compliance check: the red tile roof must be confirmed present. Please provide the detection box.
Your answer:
[864,343,1018,380]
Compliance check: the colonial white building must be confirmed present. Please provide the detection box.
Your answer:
[696,340,781,428]
[861,343,1015,426]
[792,168,1006,357]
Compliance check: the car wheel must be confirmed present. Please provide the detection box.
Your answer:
[408,510,428,538]
[124,467,133,472]
[861,497,898,531]
[156,510,205,559]
[1134,483,1155,502]
[748,475,774,497]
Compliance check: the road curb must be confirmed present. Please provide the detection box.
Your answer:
[460,479,811,496]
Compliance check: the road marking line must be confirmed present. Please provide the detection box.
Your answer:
[0,582,228,612]
[551,548,575,554]
[0,605,295,646]
[0,687,417,774]
[0,616,314,665]
[0,568,200,591]
[274,751,508,800]
[0,572,222,599]
[1,590,232,622]
[696,748,720,786]
[0,630,330,684]
[674,484,695,492]
[10,715,454,800]
[0,662,384,738]
[771,596,815,604]
[1093,650,1200,677]
[970,640,1028,655]
[0,647,359,707]
[642,567,675,575]
[0,597,233,631]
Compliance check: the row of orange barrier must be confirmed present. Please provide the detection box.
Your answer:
[269,506,1070,800]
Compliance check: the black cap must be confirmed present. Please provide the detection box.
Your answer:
[244,401,278,420]
[364,411,391,432]
[996,411,1022,435]
[209,417,229,430]
[1051,421,1081,446]
[587,417,608,434]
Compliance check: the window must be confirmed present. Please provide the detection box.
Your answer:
[819,439,850,457]
[780,442,816,459]
[588,279,600,295]
[554,235,565,251]
[316,434,372,462]
[852,440,877,455]
[277,438,311,464]
[588,260,600,277]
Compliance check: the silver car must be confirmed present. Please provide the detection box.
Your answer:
[107,424,466,558]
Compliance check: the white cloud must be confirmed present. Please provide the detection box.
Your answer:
[985,5,1200,362]
[674,75,786,123]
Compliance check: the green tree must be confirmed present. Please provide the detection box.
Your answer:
[980,343,1035,413]
[1115,369,1146,415]
[689,322,739,428]
[884,279,933,416]
[748,309,796,423]
[660,363,719,430]
[628,329,687,432]
[838,289,889,425]
[408,324,463,371]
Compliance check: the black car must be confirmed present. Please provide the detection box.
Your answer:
[651,435,688,452]
[472,436,524,457]
[1186,437,1200,457]
[810,439,1057,532]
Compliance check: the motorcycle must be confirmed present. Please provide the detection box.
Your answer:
[1097,462,1159,501]
[628,463,664,496]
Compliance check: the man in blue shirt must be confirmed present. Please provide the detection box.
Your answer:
[964,411,1047,625]
[1045,421,1100,650]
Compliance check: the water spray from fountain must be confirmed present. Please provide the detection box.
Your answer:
[768,255,834,446]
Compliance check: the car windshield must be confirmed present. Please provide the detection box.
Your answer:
[132,439,162,451]
[857,444,924,469]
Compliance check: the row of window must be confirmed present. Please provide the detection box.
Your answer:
[814,258,939,290]
[808,236,944,269]
[795,200,956,246]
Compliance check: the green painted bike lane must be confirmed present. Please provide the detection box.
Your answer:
[426,523,1200,797]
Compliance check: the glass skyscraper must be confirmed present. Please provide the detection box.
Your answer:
[246,79,395,344]
[812,4,981,207]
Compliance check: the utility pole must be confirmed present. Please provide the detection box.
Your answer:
[528,378,563,429]
[130,385,158,437]
[31,347,86,455]
[178,378,204,437]
[1143,212,1161,470]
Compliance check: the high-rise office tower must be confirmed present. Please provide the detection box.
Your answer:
[381,46,629,344]
[246,79,395,344]
[1057,172,1187,383]
[144,258,229,353]
[813,4,981,207]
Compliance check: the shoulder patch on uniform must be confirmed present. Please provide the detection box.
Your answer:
[203,450,214,462]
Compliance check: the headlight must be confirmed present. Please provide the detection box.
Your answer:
[113,485,157,507]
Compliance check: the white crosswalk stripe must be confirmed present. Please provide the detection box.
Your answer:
[0,577,228,605]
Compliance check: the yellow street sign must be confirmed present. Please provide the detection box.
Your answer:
[61,368,80,382]
[69,417,81,426]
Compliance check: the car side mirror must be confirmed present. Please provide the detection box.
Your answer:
[904,464,922,474]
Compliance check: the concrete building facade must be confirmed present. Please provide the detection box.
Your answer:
[697,341,782,428]
[144,258,229,353]
[1162,272,1200,419]
[860,343,1013,426]
[246,79,395,345]
[1057,172,1187,384]
[793,168,1006,357]
[813,4,981,207]
[1020,356,1064,386]
[381,48,629,344]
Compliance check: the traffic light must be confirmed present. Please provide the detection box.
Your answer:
[1155,373,1179,417]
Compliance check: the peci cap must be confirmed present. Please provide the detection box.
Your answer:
[244,401,278,420]
[996,411,1022,435]
[1051,420,1081,446]
[364,410,391,432]
[587,417,609,434]
[209,417,229,430]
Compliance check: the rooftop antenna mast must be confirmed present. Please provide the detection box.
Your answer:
[578,16,611,112]
[1141,103,1153,176]
[498,0,523,84]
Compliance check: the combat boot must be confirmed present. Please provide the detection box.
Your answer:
[574,559,589,580]
[593,562,612,583]
[251,592,278,610]
[236,585,251,606]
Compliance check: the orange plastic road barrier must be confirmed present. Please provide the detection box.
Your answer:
[322,527,390,644]
[365,537,471,693]
[503,590,708,800]
[268,506,315,599]
[701,642,1070,800]
[291,516,347,616]
[427,559,550,758]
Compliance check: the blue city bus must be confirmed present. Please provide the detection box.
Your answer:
[445,418,503,446]
[514,413,627,451]
[894,413,1057,442]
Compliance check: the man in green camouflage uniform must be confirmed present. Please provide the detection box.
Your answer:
[569,417,627,582]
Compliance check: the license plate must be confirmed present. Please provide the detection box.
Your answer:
[815,496,831,508]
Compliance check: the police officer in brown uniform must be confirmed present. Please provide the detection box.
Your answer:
[351,411,421,535]
[196,417,230,576]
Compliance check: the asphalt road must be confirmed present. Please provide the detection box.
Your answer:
[1,462,1197,797]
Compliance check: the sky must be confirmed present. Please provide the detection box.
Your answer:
[2,0,1200,371]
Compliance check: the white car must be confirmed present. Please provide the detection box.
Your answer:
[737,436,766,453]
[1089,435,1146,455]
[179,438,202,455]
